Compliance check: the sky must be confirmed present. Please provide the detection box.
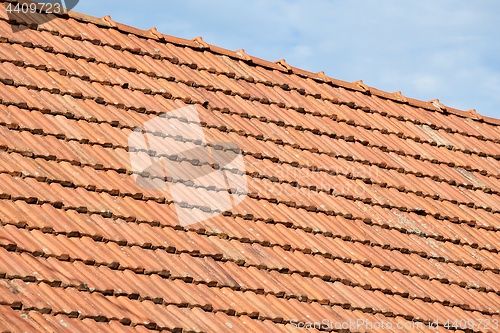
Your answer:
[72,0,500,119]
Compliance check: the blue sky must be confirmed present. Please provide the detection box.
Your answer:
[74,0,500,119]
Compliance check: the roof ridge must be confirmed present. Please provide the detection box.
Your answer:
[5,0,500,126]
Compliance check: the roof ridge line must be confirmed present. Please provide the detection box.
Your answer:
[5,0,500,126]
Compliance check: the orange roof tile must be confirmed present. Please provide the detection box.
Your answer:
[0,0,499,332]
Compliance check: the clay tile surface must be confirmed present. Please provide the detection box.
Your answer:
[0,1,499,332]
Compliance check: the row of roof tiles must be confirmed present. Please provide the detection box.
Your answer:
[2,9,500,138]
[1,96,498,230]
[0,35,498,184]
[1,193,499,305]
[0,133,498,253]
[1,227,498,330]
[3,0,497,126]
[0,52,498,193]
[0,16,495,149]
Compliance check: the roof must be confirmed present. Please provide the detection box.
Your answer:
[0,0,499,332]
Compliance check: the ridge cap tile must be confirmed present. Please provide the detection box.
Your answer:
[192,36,209,49]
[101,15,117,28]
[235,49,252,61]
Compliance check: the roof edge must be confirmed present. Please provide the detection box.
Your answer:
[6,0,500,126]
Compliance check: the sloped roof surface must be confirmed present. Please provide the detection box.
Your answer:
[0,1,499,332]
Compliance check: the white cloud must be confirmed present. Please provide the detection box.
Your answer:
[412,74,443,95]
